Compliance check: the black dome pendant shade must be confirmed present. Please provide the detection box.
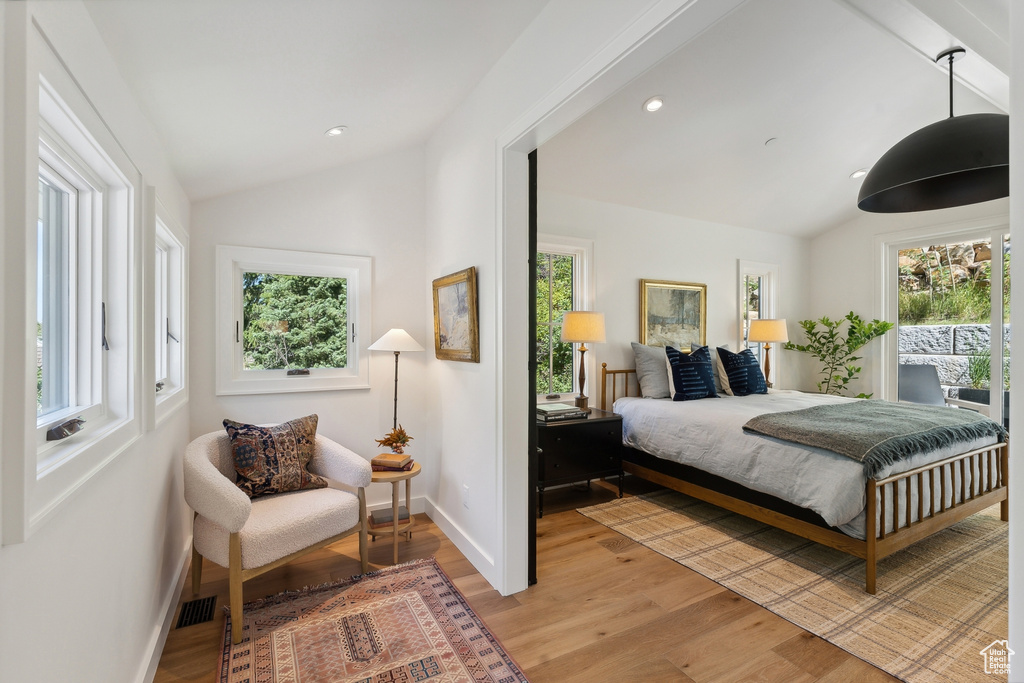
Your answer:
[857,47,1009,213]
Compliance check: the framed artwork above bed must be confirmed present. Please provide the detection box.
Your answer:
[639,279,707,348]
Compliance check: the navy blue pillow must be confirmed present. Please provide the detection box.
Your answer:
[666,345,718,401]
[716,347,768,396]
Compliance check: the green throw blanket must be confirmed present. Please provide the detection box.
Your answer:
[742,399,1006,478]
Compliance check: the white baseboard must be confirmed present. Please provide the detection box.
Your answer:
[366,494,427,515]
[422,496,497,588]
[137,538,192,683]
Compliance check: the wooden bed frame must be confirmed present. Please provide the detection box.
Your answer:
[601,364,1009,593]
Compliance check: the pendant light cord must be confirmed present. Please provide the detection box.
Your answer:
[948,51,955,119]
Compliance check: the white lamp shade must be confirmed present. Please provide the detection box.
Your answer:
[560,311,606,343]
[367,328,424,352]
[747,318,789,344]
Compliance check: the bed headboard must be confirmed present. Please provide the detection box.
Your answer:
[600,363,639,411]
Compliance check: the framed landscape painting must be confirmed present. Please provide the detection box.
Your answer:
[432,266,480,362]
[639,279,707,348]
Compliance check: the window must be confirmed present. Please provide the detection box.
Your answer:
[885,228,1009,428]
[738,260,779,362]
[36,169,73,418]
[535,236,592,399]
[242,273,348,371]
[35,106,111,455]
[153,204,187,423]
[18,68,139,541]
[216,246,371,395]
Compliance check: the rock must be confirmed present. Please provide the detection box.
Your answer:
[898,325,952,354]
[974,243,992,262]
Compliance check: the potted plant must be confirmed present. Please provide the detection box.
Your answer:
[958,348,1009,428]
[783,312,894,398]
[375,425,413,454]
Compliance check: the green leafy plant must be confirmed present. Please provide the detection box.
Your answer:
[966,348,991,389]
[375,425,413,454]
[783,312,894,398]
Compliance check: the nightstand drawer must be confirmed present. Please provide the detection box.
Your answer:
[535,410,623,504]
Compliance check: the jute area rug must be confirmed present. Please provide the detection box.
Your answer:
[579,491,1008,683]
[219,557,527,683]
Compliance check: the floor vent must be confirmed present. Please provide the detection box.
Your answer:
[176,596,217,628]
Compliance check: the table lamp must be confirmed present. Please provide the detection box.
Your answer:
[368,329,424,430]
[560,311,606,412]
[747,318,788,388]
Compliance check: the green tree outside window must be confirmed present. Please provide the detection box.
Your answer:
[242,273,348,370]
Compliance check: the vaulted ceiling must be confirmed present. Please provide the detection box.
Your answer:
[539,0,1010,237]
[84,0,549,201]
[84,0,1010,236]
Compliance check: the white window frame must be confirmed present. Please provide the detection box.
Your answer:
[152,197,187,425]
[216,245,371,395]
[738,260,780,380]
[35,132,104,438]
[536,235,594,401]
[13,60,141,543]
[877,219,1009,419]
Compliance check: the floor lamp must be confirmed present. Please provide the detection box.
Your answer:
[560,311,606,413]
[747,319,788,389]
[368,329,424,430]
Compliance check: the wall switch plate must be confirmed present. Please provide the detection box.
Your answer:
[462,484,470,509]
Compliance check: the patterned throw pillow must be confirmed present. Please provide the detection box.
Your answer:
[665,345,718,401]
[716,347,768,396]
[223,414,328,499]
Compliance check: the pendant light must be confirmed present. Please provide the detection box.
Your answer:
[857,47,1008,213]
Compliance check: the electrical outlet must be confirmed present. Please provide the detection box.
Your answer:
[462,484,470,509]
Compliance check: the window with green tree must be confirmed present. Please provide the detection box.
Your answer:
[243,273,348,370]
[216,246,371,395]
[536,252,575,395]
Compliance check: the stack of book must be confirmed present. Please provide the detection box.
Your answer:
[369,506,410,529]
[371,452,415,472]
[536,402,587,422]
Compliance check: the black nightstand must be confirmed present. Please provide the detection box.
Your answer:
[535,408,623,517]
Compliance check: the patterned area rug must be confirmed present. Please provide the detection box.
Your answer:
[579,491,1008,683]
[219,557,527,683]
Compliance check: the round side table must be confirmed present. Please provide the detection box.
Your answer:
[368,461,421,564]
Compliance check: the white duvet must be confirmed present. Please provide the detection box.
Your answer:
[614,391,997,539]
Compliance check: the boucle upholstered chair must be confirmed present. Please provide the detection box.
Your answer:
[184,429,370,644]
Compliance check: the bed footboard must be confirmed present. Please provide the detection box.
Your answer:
[864,441,1008,593]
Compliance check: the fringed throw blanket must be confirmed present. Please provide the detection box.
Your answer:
[743,399,1006,477]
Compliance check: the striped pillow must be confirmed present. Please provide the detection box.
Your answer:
[716,347,768,396]
[665,345,718,401]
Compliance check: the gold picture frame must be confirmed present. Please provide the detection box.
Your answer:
[432,266,480,362]
[639,279,707,348]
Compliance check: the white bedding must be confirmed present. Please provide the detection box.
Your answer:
[614,391,997,538]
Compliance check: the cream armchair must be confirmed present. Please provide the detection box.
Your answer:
[184,429,371,644]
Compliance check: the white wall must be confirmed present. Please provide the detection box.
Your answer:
[539,191,815,391]
[189,145,430,512]
[0,2,192,682]
[422,0,744,592]
[808,199,1009,397]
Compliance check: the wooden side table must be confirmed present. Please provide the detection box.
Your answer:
[368,461,421,564]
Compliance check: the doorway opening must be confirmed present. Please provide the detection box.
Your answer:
[893,232,1010,430]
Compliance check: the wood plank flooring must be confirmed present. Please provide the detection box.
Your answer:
[155,480,896,682]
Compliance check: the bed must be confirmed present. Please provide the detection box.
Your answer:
[600,363,1009,593]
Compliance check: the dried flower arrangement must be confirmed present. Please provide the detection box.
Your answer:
[375,425,413,454]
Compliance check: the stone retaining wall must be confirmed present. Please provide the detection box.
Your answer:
[899,323,1011,389]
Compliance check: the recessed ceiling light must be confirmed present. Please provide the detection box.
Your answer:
[850,168,868,179]
[325,126,347,137]
[643,96,664,113]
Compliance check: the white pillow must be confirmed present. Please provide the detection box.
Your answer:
[630,342,671,399]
